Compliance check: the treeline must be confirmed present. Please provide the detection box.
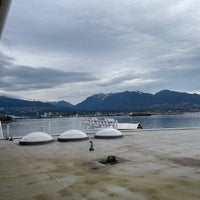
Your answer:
[0,115,13,122]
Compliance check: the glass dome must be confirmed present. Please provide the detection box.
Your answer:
[19,132,54,145]
[58,129,88,142]
[95,127,123,139]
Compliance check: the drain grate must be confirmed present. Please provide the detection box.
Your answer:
[98,155,127,165]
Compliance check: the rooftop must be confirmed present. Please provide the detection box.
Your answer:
[0,128,200,199]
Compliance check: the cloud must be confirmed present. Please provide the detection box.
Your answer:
[0,0,200,103]
[0,52,96,91]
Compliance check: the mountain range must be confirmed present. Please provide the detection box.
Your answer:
[1,90,200,116]
[0,96,74,117]
[75,90,200,111]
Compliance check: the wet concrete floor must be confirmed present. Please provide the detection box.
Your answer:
[0,128,200,200]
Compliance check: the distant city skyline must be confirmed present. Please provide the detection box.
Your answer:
[0,0,200,104]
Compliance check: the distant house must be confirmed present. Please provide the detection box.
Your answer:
[0,0,12,38]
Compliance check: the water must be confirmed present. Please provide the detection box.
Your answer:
[115,112,200,129]
[2,117,84,137]
[1,112,200,137]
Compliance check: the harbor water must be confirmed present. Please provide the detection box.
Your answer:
[1,112,200,137]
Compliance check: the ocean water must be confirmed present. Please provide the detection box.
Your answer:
[1,112,200,137]
[115,112,200,129]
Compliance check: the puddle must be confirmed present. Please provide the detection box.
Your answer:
[169,157,200,167]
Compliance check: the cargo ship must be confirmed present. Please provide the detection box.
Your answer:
[130,112,151,116]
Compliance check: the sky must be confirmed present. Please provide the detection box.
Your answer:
[0,0,200,104]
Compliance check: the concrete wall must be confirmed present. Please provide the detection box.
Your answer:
[0,0,12,38]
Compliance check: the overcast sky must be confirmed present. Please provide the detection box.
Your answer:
[0,0,200,104]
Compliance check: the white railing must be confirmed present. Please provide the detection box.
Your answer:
[81,117,142,130]
[0,121,3,139]
[81,117,118,130]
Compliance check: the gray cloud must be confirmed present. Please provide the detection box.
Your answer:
[1,0,200,103]
[0,52,96,91]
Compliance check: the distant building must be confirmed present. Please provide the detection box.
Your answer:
[0,0,12,38]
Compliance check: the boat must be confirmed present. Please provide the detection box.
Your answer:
[117,123,142,130]
[130,112,151,116]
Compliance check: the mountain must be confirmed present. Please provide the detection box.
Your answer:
[1,90,200,116]
[47,101,74,108]
[154,90,200,105]
[75,91,152,111]
[75,90,200,112]
[0,96,50,108]
[0,96,74,116]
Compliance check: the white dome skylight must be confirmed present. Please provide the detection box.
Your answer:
[95,127,123,139]
[58,130,88,142]
[19,132,54,145]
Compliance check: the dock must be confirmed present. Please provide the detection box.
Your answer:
[0,128,200,200]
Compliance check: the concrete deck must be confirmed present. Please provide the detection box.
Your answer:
[0,128,200,200]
